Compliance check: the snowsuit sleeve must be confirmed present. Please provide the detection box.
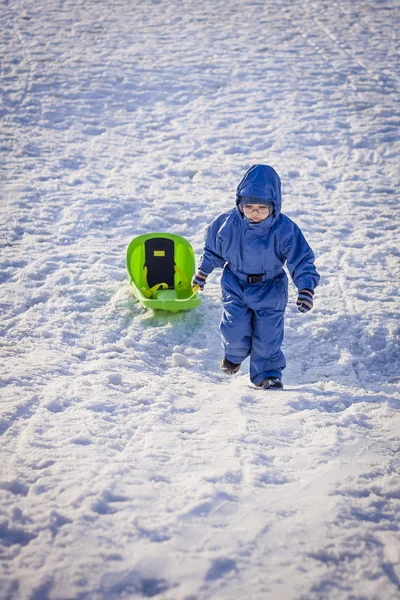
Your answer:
[198,214,228,275]
[281,220,320,292]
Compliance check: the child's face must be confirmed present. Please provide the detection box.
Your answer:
[242,204,270,222]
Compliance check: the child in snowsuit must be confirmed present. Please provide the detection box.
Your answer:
[192,164,320,390]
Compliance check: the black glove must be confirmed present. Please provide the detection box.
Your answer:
[191,271,208,291]
[297,289,314,312]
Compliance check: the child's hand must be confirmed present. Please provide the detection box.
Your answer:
[297,289,314,312]
[192,271,207,291]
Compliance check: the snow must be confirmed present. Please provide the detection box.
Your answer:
[171,352,189,368]
[1,0,400,598]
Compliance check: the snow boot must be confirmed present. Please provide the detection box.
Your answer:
[221,358,241,374]
[257,377,283,390]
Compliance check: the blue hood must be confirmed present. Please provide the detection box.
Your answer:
[236,165,282,222]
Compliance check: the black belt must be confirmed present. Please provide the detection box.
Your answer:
[228,267,282,284]
[247,274,264,284]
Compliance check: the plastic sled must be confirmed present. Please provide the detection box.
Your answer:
[126,232,202,312]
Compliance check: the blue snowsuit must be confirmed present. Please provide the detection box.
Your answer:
[198,164,320,385]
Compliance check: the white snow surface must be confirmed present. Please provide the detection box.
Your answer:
[1,0,400,598]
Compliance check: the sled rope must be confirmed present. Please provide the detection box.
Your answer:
[175,284,199,302]
[174,264,189,289]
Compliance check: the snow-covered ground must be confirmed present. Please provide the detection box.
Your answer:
[1,0,400,598]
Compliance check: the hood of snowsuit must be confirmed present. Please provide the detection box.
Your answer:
[236,164,282,225]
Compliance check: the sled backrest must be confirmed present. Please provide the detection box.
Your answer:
[144,237,175,289]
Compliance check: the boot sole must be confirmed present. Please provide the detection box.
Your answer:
[256,382,284,390]
[221,367,240,374]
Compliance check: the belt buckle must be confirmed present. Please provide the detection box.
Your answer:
[247,274,263,284]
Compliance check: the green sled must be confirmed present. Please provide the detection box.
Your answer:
[126,232,202,312]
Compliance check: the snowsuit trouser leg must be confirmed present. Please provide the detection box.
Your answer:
[220,270,252,365]
[249,308,286,385]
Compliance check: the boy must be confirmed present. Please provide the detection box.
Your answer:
[192,164,320,390]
